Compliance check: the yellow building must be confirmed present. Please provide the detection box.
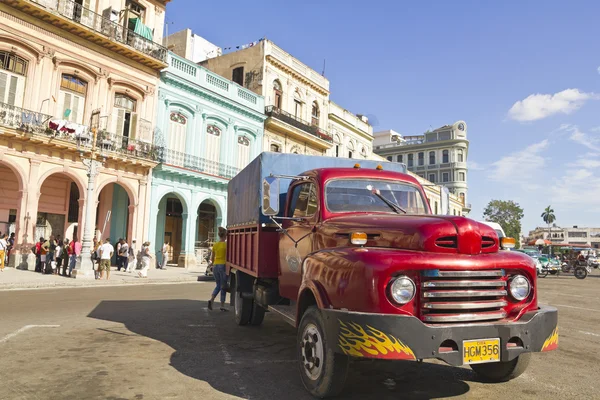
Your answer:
[0,0,168,270]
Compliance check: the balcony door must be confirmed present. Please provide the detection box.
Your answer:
[113,94,137,146]
[168,112,187,154]
[205,124,222,163]
[0,52,27,108]
[58,74,87,124]
[237,136,250,170]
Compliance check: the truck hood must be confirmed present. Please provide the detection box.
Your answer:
[319,214,499,255]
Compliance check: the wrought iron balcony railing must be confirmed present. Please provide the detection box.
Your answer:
[0,102,51,134]
[30,0,167,63]
[156,147,240,180]
[265,106,333,143]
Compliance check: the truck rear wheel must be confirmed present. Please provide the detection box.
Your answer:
[249,302,266,326]
[297,306,349,398]
[471,353,531,382]
[234,274,252,326]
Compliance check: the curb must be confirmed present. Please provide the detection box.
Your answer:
[0,277,204,291]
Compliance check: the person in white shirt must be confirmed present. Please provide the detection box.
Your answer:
[159,241,169,269]
[0,234,7,272]
[99,238,114,280]
[126,239,137,273]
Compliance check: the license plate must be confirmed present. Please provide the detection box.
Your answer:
[463,338,500,364]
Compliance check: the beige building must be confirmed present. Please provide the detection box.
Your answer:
[0,0,168,269]
[201,39,333,156]
[527,225,600,249]
[328,101,373,159]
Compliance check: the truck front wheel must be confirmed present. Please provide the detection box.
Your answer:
[298,306,349,398]
[471,353,531,382]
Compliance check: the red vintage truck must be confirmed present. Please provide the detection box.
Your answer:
[226,153,558,398]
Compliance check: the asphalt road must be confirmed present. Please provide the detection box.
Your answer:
[0,274,599,400]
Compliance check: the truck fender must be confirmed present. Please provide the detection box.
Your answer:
[232,269,254,293]
[296,280,332,327]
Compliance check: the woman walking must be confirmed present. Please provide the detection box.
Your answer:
[138,241,151,278]
[208,227,228,311]
[0,234,7,272]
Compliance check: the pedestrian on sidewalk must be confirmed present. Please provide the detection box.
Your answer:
[0,234,8,272]
[208,227,228,311]
[42,236,53,274]
[126,239,137,273]
[139,241,152,278]
[7,232,14,266]
[158,241,168,269]
[53,239,63,275]
[68,236,81,277]
[34,238,43,273]
[61,239,70,276]
[99,238,114,280]
[117,238,129,271]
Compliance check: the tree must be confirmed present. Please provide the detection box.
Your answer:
[483,200,525,248]
[541,206,556,255]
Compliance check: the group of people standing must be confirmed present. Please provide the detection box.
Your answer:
[33,235,81,276]
[0,233,15,272]
[91,237,154,279]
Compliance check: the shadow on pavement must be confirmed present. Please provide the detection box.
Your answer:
[88,299,472,399]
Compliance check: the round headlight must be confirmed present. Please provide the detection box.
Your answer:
[389,276,416,305]
[509,275,531,301]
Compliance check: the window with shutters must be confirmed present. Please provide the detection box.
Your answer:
[232,67,244,86]
[205,124,222,163]
[168,112,187,154]
[59,74,87,124]
[113,93,137,144]
[237,136,251,169]
[458,149,464,162]
[429,151,435,165]
[270,143,281,153]
[311,101,319,126]
[0,51,28,107]
[273,80,282,108]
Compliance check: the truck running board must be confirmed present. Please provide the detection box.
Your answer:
[268,305,296,327]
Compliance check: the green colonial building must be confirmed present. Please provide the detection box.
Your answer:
[149,52,265,268]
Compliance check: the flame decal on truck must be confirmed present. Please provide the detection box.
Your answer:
[338,321,415,360]
[541,327,559,352]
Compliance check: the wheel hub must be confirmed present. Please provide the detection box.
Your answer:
[301,323,324,381]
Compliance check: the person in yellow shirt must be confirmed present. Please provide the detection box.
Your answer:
[208,227,228,311]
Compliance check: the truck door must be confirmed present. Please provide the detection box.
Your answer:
[279,181,319,300]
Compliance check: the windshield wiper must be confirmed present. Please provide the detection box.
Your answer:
[367,186,407,214]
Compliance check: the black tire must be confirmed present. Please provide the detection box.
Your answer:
[249,302,266,326]
[537,269,548,278]
[233,273,252,326]
[549,271,557,275]
[297,306,349,398]
[471,353,531,382]
[574,267,587,280]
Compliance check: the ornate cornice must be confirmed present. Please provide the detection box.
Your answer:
[266,55,329,96]
[161,73,266,124]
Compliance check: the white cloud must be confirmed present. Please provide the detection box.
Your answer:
[597,66,600,75]
[551,167,600,207]
[507,89,597,122]
[467,161,485,171]
[488,140,549,189]
[559,124,600,152]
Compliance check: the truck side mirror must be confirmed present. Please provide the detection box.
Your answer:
[262,176,280,216]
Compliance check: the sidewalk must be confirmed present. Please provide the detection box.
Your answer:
[0,264,211,291]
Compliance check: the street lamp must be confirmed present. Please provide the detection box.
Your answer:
[72,123,106,279]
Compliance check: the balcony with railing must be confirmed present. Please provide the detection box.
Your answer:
[265,106,333,149]
[5,0,168,69]
[0,101,159,164]
[156,148,240,180]
[165,53,265,114]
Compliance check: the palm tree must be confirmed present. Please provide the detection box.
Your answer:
[541,206,556,255]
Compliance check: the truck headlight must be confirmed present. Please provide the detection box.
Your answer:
[509,275,530,301]
[389,276,416,305]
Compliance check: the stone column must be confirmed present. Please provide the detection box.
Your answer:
[177,211,197,269]
[128,204,136,243]
[12,189,29,269]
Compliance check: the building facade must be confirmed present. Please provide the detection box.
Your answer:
[0,0,168,269]
[527,225,600,249]
[373,121,470,214]
[149,52,265,268]
[201,40,334,156]
[327,101,373,160]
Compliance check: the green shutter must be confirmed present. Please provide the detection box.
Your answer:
[63,92,72,119]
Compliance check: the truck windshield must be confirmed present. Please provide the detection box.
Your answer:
[325,179,429,215]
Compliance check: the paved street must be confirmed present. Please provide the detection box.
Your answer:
[0,275,598,400]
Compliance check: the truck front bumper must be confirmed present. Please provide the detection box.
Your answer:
[321,306,558,366]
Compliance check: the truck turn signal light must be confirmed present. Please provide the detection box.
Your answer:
[354,163,361,169]
[351,232,368,245]
[376,164,383,170]
[500,237,516,249]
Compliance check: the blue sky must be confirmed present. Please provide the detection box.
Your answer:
[165,0,600,234]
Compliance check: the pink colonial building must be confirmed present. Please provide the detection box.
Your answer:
[0,0,169,269]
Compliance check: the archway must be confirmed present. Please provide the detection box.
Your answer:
[96,183,133,264]
[0,163,22,240]
[155,192,188,267]
[37,172,84,244]
[196,199,222,249]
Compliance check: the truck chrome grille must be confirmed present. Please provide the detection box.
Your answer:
[420,269,507,324]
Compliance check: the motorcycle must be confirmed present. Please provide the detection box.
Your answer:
[561,260,590,279]
[203,248,213,277]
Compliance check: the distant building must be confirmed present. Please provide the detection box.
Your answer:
[165,28,222,63]
[328,101,373,160]
[527,225,600,249]
[373,121,470,214]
